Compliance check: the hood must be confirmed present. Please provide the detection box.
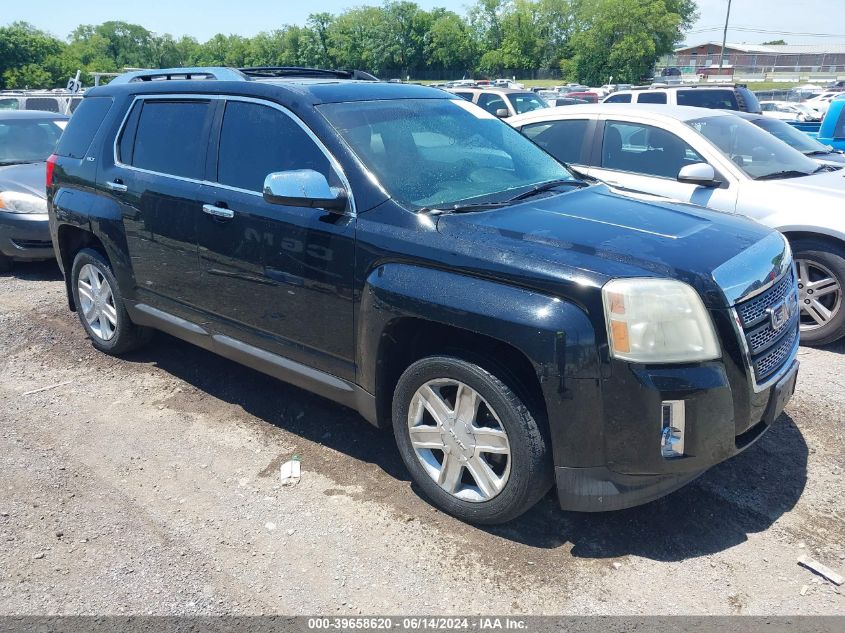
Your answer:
[0,162,47,199]
[764,165,845,195]
[435,184,778,308]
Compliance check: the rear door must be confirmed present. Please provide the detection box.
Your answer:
[196,97,356,379]
[518,117,597,169]
[101,97,214,313]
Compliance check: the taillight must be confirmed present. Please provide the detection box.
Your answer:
[46,154,58,190]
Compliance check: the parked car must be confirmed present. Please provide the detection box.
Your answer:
[759,101,821,122]
[0,110,68,271]
[445,86,548,117]
[802,92,840,116]
[0,90,82,115]
[48,66,798,524]
[564,91,598,103]
[733,111,845,165]
[509,103,845,345]
[604,84,762,113]
[786,99,845,151]
[546,97,589,107]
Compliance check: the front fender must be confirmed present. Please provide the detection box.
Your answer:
[358,263,604,467]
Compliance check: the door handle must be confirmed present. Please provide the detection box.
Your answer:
[202,204,234,220]
[106,180,127,193]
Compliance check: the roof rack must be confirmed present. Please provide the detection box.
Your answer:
[239,66,378,81]
[109,67,248,84]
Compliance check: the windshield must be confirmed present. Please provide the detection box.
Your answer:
[687,115,821,179]
[319,98,573,209]
[751,116,832,155]
[507,92,549,115]
[0,118,65,164]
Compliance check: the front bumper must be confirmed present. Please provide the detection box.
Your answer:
[555,358,798,512]
[0,211,54,261]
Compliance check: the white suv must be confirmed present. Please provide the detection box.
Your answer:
[603,84,761,113]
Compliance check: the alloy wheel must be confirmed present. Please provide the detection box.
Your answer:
[796,258,842,332]
[407,379,511,502]
[77,263,118,341]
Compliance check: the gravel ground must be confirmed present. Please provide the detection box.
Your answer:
[0,261,843,616]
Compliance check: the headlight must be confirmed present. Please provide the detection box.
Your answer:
[0,191,47,214]
[602,278,720,363]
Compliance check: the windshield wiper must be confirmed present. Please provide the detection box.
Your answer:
[506,178,589,202]
[754,169,815,181]
[803,149,831,156]
[418,201,513,215]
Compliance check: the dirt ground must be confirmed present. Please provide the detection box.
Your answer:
[0,261,843,616]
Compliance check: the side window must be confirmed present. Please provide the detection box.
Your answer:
[601,120,704,179]
[677,89,738,110]
[0,98,19,110]
[637,92,667,104]
[605,93,632,104]
[760,103,774,112]
[477,93,508,115]
[834,109,845,139]
[522,119,590,165]
[217,100,332,192]
[131,100,211,179]
[24,98,59,113]
[55,97,113,159]
[452,92,473,101]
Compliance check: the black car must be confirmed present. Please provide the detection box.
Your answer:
[733,111,845,164]
[47,67,800,524]
[0,110,68,271]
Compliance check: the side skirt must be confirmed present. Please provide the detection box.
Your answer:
[126,302,379,427]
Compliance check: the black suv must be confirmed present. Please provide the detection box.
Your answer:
[48,66,800,524]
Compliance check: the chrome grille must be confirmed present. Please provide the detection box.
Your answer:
[735,269,800,384]
[755,323,798,380]
[737,270,796,327]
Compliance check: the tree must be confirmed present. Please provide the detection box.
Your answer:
[0,22,64,88]
[571,0,697,85]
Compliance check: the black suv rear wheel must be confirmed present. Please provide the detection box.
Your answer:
[392,356,552,524]
[70,248,152,354]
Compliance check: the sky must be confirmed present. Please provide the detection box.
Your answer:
[4,0,845,46]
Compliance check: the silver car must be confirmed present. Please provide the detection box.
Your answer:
[509,103,845,345]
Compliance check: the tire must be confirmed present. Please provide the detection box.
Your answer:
[791,239,845,346]
[0,253,11,273]
[392,355,553,525]
[70,248,153,354]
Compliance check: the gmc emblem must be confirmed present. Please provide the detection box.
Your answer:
[767,298,794,331]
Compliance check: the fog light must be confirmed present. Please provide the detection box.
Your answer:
[661,400,686,458]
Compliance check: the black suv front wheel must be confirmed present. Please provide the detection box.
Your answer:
[70,248,152,354]
[392,356,552,524]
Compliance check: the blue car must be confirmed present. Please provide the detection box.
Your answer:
[0,110,67,271]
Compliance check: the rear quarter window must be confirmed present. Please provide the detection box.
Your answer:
[676,89,739,110]
[605,94,632,103]
[637,92,667,104]
[55,97,113,159]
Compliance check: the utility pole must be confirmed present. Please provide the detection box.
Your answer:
[719,0,733,70]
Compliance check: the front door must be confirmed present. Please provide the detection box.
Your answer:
[196,98,356,380]
[584,119,738,213]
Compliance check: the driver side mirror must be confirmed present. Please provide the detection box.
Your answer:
[263,170,347,212]
[677,163,720,187]
[495,108,510,118]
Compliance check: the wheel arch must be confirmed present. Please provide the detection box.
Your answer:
[357,263,603,467]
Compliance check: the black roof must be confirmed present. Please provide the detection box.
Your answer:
[90,66,449,105]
